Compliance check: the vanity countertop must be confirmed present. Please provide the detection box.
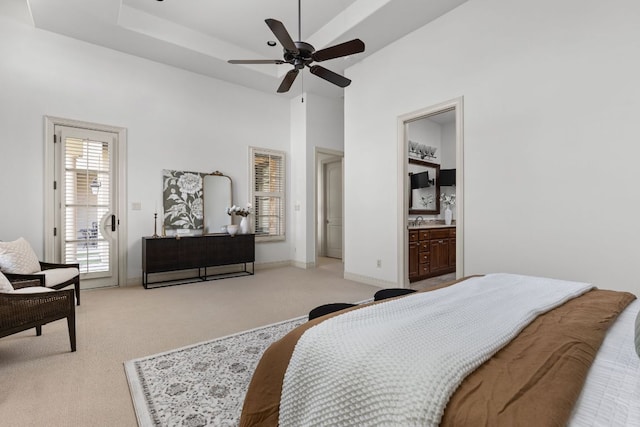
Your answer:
[408,221,456,230]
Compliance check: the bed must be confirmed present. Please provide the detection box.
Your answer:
[240,274,640,426]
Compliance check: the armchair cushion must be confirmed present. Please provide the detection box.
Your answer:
[4,264,81,306]
[13,286,55,294]
[0,237,41,274]
[0,272,13,293]
[42,268,80,287]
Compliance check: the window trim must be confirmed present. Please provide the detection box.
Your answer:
[249,146,286,242]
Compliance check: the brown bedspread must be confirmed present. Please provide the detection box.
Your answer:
[240,280,635,426]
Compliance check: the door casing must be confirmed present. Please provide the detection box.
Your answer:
[44,116,128,287]
[397,97,464,286]
[314,147,344,265]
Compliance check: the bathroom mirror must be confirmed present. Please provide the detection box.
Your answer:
[203,172,232,234]
[408,159,440,215]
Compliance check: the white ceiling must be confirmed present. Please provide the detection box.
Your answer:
[22,0,468,97]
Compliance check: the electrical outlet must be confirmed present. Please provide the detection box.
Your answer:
[132,202,141,211]
[376,259,382,268]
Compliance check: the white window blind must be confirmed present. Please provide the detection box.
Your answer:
[63,137,111,273]
[250,147,285,241]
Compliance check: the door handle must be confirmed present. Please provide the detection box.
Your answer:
[111,215,116,232]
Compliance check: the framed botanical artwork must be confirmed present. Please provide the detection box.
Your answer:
[162,169,206,230]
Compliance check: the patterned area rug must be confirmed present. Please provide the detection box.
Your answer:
[124,316,307,427]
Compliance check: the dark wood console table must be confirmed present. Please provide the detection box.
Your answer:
[142,234,255,288]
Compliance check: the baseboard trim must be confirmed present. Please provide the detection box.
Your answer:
[291,260,316,269]
[126,259,377,287]
[127,265,247,287]
[343,272,398,289]
[127,276,142,287]
[255,260,291,270]
[126,265,396,288]
[125,260,297,286]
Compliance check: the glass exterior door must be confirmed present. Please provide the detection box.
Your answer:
[56,126,118,288]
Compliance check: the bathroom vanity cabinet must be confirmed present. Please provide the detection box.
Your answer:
[408,226,455,282]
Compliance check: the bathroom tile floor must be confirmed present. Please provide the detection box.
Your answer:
[410,272,457,292]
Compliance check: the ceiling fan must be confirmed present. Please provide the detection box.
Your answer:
[228,1,365,93]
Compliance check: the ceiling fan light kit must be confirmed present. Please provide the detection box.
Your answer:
[228,4,365,93]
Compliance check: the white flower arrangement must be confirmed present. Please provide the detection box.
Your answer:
[440,193,456,208]
[226,203,252,217]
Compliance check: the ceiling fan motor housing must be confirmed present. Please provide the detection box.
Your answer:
[284,41,315,69]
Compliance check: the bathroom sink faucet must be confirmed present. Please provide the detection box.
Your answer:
[413,216,424,226]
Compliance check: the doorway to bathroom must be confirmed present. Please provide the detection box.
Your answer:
[398,98,464,287]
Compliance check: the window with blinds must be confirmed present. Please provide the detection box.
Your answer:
[63,137,111,274]
[250,147,285,241]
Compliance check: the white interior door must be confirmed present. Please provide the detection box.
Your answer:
[325,160,343,259]
[54,125,119,289]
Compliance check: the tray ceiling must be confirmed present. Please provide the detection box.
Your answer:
[23,0,468,97]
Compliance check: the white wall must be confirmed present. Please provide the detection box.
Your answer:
[306,94,344,154]
[289,95,309,266]
[408,119,442,165]
[0,15,291,282]
[440,122,456,169]
[439,121,456,221]
[344,0,640,295]
[290,93,344,267]
[307,93,344,263]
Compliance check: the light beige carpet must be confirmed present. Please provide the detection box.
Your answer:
[0,260,378,426]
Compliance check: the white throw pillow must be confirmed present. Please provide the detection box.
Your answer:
[0,271,14,292]
[0,237,41,274]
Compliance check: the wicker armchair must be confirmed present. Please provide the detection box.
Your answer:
[0,279,76,352]
[4,261,81,305]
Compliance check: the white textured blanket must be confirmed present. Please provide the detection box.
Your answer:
[279,273,594,427]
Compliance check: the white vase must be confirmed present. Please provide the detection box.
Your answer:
[239,216,250,234]
[444,206,452,225]
[227,224,239,236]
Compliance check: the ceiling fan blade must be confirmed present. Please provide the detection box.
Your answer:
[309,65,351,88]
[312,39,365,62]
[277,69,299,93]
[265,19,299,54]
[228,59,285,64]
